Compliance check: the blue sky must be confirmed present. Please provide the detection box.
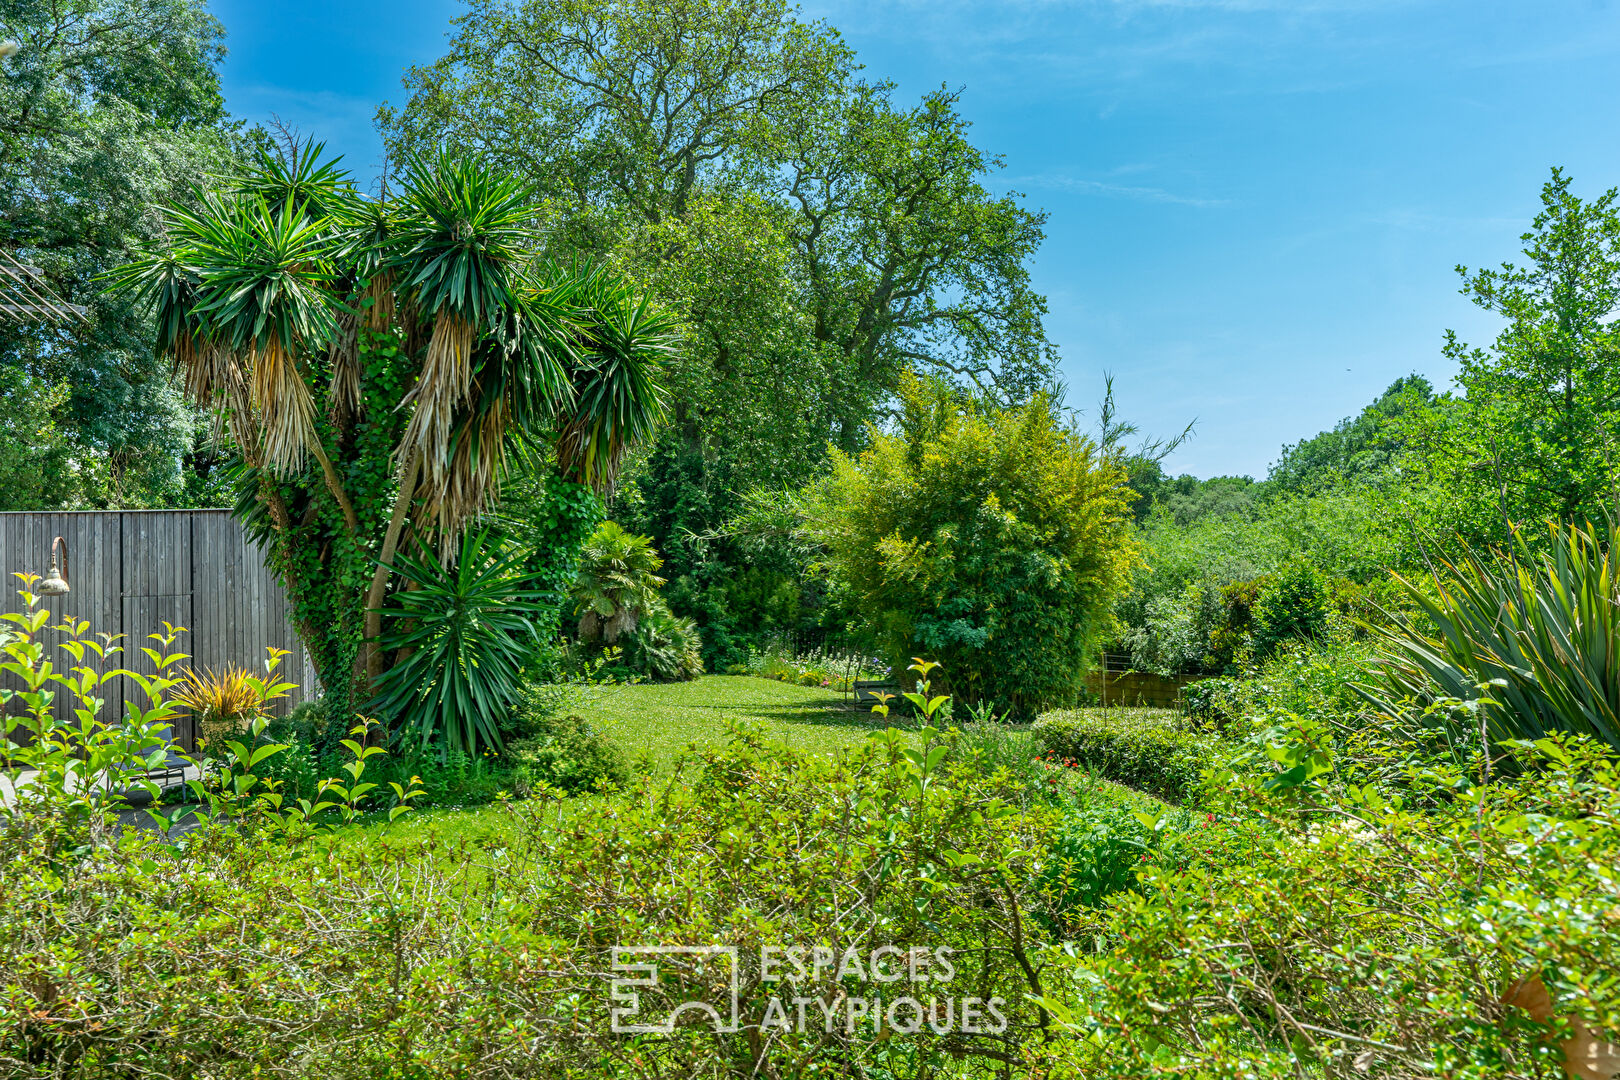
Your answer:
[210,0,1620,479]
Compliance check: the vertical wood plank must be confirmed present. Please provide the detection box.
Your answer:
[3,510,313,733]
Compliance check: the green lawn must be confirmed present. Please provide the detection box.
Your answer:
[364,677,1159,846]
[579,674,900,775]
[361,676,906,845]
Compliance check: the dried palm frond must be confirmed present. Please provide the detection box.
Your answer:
[417,395,509,552]
[327,308,362,425]
[362,270,396,333]
[251,336,317,475]
[399,310,476,489]
[186,340,249,445]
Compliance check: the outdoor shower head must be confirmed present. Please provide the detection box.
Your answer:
[39,536,69,596]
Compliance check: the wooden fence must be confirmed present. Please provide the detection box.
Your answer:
[1085,651,1197,709]
[0,510,318,747]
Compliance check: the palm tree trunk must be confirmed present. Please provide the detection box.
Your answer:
[363,448,421,682]
[308,435,361,535]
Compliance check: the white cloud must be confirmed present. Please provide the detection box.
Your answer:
[1007,173,1230,206]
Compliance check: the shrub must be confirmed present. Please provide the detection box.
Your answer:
[370,530,551,758]
[511,713,631,795]
[1209,577,1263,669]
[1042,735,1620,1078]
[1252,558,1330,657]
[2,582,191,853]
[506,678,632,795]
[623,604,704,681]
[804,375,1137,717]
[1,724,1062,1076]
[1362,519,1620,752]
[173,662,295,751]
[1121,579,1222,677]
[1041,800,1161,916]
[1181,674,1244,725]
[268,697,330,744]
[254,735,323,804]
[1032,708,1225,802]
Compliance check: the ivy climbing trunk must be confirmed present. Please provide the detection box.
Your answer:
[364,448,422,683]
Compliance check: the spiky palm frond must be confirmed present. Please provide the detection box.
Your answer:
[626,606,705,682]
[187,195,338,354]
[99,242,205,362]
[554,261,677,492]
[235,139,354,223]
[391,148,537,325]
[389,151,561,544]
[177,196,339,474]
[370,530,552,757]
[1359,519,1620,753]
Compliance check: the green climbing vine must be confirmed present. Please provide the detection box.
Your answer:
[243,328,412,729]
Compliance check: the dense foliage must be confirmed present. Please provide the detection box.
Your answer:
[1364,518,1620,753]
[1032,708,1224,804]
[7,581,1620,1077]
[12,6,1620,1075]
[1406,168,1620,541]
[379,0,1061,660]
[106,144,675,745]
[804,378,1136,716]
[0,0,242,507]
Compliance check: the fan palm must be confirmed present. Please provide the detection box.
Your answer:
[572,521,667,644]
[625,607,705,682]
[107,143,676,743]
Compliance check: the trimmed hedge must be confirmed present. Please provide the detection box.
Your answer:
[1032,707,1225,803]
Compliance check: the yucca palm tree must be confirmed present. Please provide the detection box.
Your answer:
[107,142,676,717]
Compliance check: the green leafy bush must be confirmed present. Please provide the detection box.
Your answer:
[1041,734,1620,1078]
[1363,519,1620,752]
[1,724,1062,1076]
[511,712,631,795]
[268,697,331,745]
[1252,559,1330,657]
[805,376,1137,716]
[1032,708,1225,802]
[1041,800,1161,916]
[1181,675,1237,721]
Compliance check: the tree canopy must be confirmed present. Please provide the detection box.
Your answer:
[1400,169,1620,540]
[379,0,1059,661]
[0,0,241,506]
